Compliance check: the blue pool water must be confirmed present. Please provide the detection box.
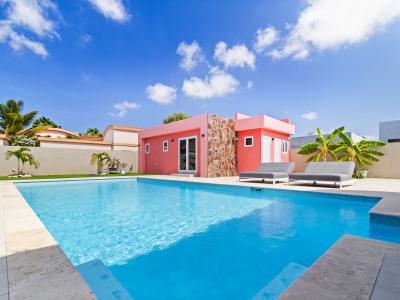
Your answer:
[16,178,399,300]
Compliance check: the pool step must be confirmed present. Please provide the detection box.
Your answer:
[77,259,134,300]
[251,262,307,300]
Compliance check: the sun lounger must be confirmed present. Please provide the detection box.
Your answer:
[239,162,295,184]
[288,162,355,188]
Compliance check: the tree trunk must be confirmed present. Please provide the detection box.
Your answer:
[17,159,20,175]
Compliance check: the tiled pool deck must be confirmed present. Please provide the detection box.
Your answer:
[1,176,400,299]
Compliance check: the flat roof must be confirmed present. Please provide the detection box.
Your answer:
[38,137,112,146]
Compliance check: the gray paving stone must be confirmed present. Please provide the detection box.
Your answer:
[374,253,400,294]
[279,235,400,300]
[371,287,400,300]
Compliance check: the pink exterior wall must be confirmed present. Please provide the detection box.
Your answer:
[139,114,208,177]
[139,112,295,177]
[237,129,262,173]
[142,129,201,175]
[235,113,295,173]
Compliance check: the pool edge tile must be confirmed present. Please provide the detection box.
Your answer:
[0,181,96,300]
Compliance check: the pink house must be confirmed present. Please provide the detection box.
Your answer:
[139,112,295,177]
[235,113,295,174]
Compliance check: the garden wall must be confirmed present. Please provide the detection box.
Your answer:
[289,142,400,179]
[0,146,138,176]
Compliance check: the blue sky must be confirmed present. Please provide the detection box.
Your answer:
[0,0,400,138]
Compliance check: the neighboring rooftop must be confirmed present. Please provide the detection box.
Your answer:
[291,131,364,148]
[379,120,400,143]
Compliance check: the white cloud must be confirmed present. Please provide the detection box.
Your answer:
[176,41,203,71]
[214,41,255,69]
[3,0,59,38]
[254,26,279,53]
[87,0,130,22]
[0,0,59,58]
[302,111,319,120]
[111,101,141,117]
[272,0,400,60]
[182,67,239,99]
[146,83,177,104]
[247,80,253,89]
[79,33,92,46]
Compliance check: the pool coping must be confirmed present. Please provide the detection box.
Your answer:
[1,175,400,299]
[0,180,96,300]
[279,235,400,300]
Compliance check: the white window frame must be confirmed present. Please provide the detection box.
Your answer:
[145,143,150,154]
[163,140,168,152]
[244,136,254,147]
[178,136,197,173]
[282,140,289,153]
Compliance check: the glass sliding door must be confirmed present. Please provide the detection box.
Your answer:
[178,136,197,173]
[179,139,187,171]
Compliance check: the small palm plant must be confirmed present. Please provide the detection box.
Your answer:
[5,147,40,175]
[108,157,121,173]
[91,152,111,174]
[298,127,344,162]
[334,132,386,168]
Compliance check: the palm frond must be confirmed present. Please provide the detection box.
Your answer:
[298,143,319,155]
[328,150,338,161]
[338,131,353,146]
[362,149,385,156]
[357,140,386,150]
[333,145,348,154]
[22,111,38,126]
[360,153,380,162]
[326,126,345,140]
[306,154,318,162]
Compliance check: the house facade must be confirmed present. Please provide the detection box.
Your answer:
[139,112,295,177]
[38,125,141,151]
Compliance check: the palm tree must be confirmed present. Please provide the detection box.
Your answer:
[85,128,102,137]
[0,100,38,136]
[298,127,344,162]
[5,147,40,175]
[91,152,111,174]
[334,132,386,167]
[33,116,60,128]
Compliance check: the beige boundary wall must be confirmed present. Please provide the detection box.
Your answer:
[0,146,138,176]
[290,143,400,179]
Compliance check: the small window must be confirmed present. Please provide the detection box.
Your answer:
[145,143,150,154]
[282,140,289,153]
[244,136,254,147]
[163,140,168,152]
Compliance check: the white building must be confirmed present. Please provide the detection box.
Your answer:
[38,125,141,151]
[379,120,400,143]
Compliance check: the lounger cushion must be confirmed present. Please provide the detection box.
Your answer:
[240,172,289,179]
[256,162,295,173]
[304,162,355,175]
[289,173,352,182]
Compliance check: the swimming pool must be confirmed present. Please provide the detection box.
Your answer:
[16,178,399,300]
